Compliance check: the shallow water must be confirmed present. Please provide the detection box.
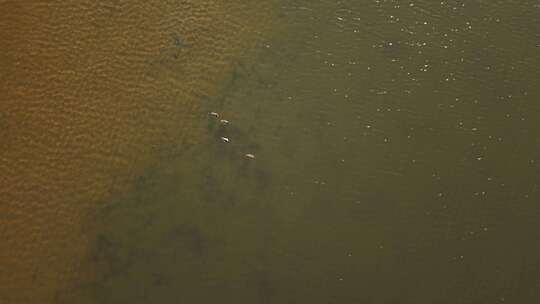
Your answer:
[79,1,540,303]
[3,0,540,303]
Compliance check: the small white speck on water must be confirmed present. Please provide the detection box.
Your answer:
[245,153,256,159]
[220,137,230,143]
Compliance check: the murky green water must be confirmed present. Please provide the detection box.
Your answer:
[81,1,539,303]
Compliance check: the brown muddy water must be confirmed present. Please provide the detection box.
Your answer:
[1,1,540,303]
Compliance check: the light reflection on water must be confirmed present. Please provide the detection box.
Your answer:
[80,0,539,303]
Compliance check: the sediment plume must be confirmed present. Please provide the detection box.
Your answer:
[0,1,272,303]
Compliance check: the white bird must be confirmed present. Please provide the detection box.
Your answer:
[220,137,230,143]
[245,153,256,159]
[208,112,219,118]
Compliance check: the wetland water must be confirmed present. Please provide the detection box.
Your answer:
[2,1,540,303]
